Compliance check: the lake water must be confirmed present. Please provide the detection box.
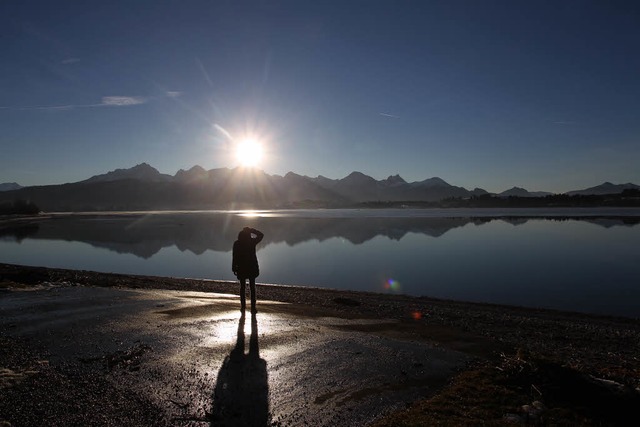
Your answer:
[1,208,639,318]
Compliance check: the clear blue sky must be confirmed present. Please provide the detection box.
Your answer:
[1,0,639,193]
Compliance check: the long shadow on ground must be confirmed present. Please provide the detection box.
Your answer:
[210,312,269,426]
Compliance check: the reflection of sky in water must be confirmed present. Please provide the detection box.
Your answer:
[1,213,639,318]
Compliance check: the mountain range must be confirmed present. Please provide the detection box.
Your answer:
[0,182,22,192]
[1,163,638,211]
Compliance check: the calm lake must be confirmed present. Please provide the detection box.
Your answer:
[2,208,639,318]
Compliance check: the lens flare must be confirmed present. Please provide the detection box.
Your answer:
[384,278,400,291]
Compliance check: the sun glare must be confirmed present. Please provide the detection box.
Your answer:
[236,139,263,167]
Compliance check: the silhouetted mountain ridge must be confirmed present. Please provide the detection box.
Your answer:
[0,182,22,192]
[82,163,173,184]
[412,177,450,188]
[174,165,209,183]
[566,182,640,196]
[1,163,638,211]
[499,187,553,198]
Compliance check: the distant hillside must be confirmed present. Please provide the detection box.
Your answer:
[498,187,553,198]
[309,173,476,202]
[81,163,173,184]
[0,164,483,211]
[0,182,22,192]
[566,182,640,196]
[0,166,346,211]
[1,164,638,211]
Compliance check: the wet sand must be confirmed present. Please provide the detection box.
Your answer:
[1,262,639,426]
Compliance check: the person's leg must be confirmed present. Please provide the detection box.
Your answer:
[249,277,257,313]
[239,278,247,311]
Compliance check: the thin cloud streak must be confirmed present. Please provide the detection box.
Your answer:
[11,103,98,111]
[196,58,215,89]
[379,112,400,119]
[101,96,147,106]
[214,124,234,141]
[60,57,80,65]
[1,96,149,111]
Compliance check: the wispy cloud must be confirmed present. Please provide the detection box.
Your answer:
[32,104,76,111]
[101,96,147,106]
[60,57,80,65]
[379,112,400,119]
[6,103,87,111]
[214,124,234,140]
[196,58,215,88]
[1,91,183,111]
[1,95,148,111]
[553,120,577,125]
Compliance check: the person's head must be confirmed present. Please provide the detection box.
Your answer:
[238,227,252,241]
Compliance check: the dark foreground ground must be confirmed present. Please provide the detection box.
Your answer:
[1,262,639,426]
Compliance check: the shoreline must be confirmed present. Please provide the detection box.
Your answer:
[1,261,635,322]
[3,261,639,371]
[2,262,640,425]
[4,205,640,217]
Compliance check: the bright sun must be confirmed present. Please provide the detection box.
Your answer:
[235,139,263,167]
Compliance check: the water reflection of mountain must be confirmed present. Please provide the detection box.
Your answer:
[7,214,639,259]
[0,224,40,243]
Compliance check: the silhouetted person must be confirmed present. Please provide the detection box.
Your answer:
[232,227,264,312]
[210,312,269,426]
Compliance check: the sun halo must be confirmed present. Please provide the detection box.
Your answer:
[235,139,263,168]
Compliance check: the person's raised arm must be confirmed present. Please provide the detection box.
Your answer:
[251,228,264,244]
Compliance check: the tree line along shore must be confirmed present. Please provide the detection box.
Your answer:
[1,187,640,213]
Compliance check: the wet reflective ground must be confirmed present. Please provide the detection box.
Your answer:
[1,286,471,426]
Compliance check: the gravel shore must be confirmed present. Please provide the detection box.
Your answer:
[2,262,639,426]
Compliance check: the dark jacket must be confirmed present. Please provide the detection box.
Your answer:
[232,228,264,279]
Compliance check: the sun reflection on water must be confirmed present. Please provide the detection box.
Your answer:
[235,210,279,218]
[237,210,263,218]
